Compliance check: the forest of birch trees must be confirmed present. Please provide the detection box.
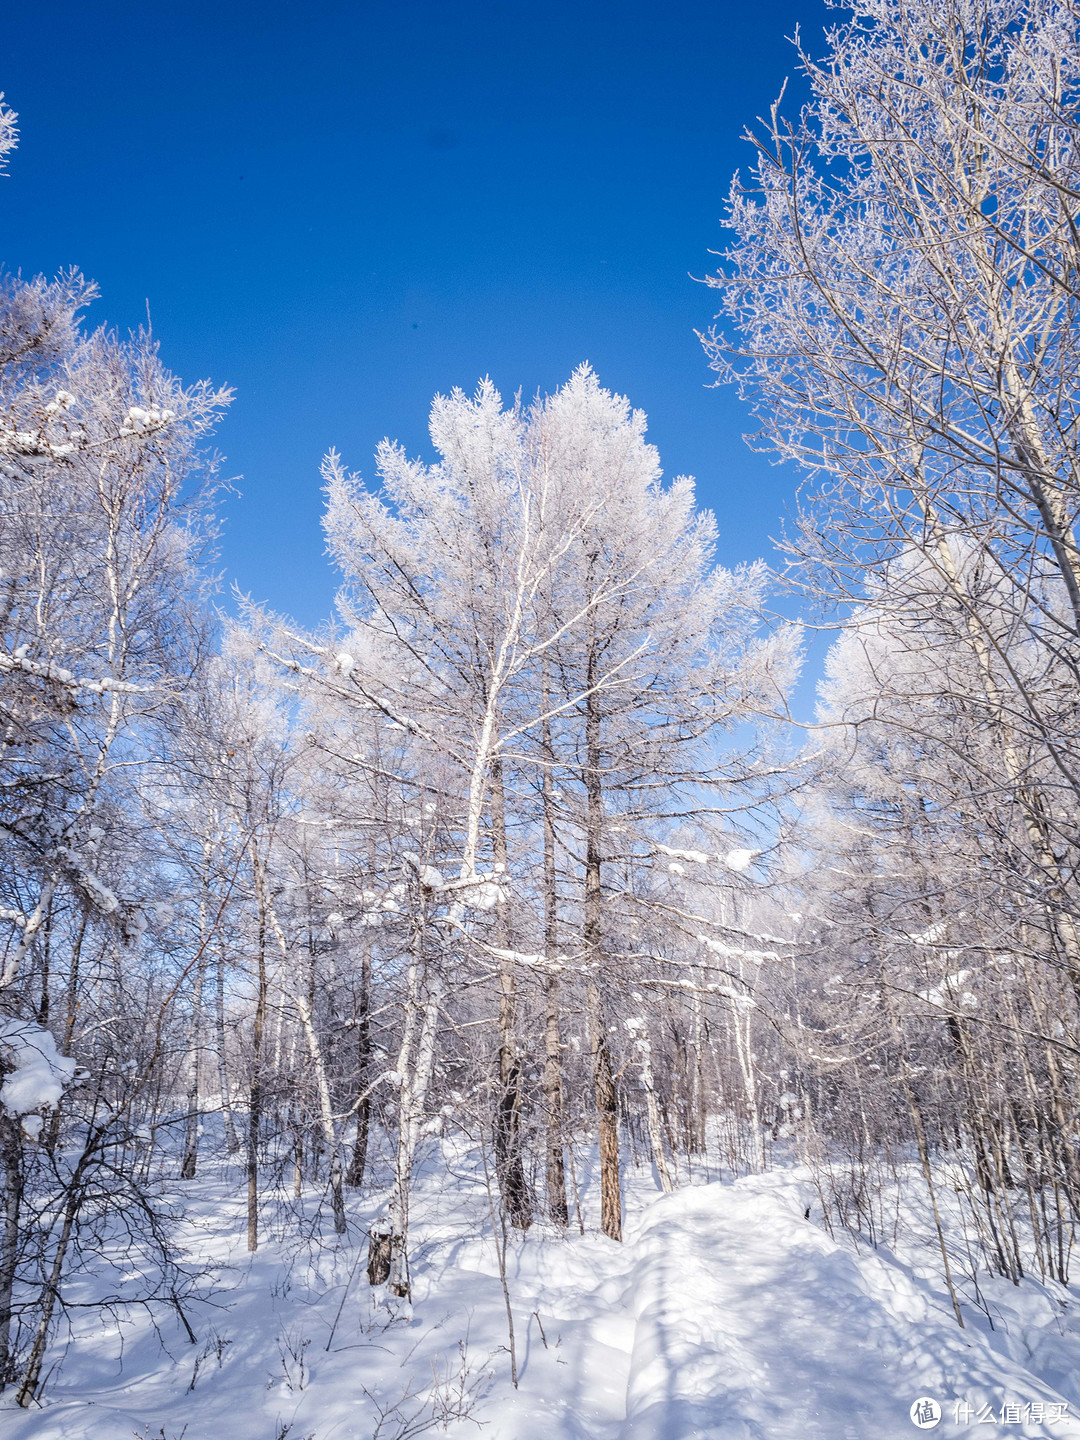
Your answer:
[3,0,1080,1404]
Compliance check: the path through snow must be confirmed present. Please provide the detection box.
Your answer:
[3,1162,1079,1439]
[614,1175,1080,1440]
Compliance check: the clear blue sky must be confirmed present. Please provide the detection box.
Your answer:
[3,0,826,631]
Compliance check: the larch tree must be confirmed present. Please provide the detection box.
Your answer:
[312,365,795,1245]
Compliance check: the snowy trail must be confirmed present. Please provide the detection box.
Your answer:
[4,1162,1079,1439]
[614,1175,1080,1440]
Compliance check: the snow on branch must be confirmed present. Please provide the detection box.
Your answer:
[918,970,977,1010]
[489,947,564,972]
[57,847,145,945]
[0,1017,76,1138]
[647,840,759,874]
[650,840,712,866]
[0,648,152,696]
[698,934,782,965]
[406,857,508,909]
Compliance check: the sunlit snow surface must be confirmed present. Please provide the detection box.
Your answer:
[2,1143,1078,1439]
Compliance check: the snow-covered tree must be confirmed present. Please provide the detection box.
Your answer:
[306,366,796,1250]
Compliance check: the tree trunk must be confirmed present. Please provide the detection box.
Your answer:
[691,986,707,1156]
[543,977,568,1226]
[490,758,532,1230]
[0,1114,22,1388]
[44,913,88,1157]
[541,682,568,1225]
[329,1150,347,1236]
[586,980,622,1240]
[36,903,52,1025]
[292,985,346,1234]
[637,1026,673,1193]
[584,628,621,1240]
[346,945,372,1187]
[292,1120,303,1198]
[247,894,267,1253]
[216,938,240,1153]
[731,1000,765,1172]
[259,874,348,1239]
[15,1160,83,1406]
[367,1222,392,1284]
[387,922,443,1299]
[180,950,207,1179]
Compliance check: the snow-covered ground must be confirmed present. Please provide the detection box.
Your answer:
[4,1145,1079,1439]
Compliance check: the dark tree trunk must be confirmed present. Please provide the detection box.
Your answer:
[490,758,532,1230]
[367,1222,392,1284]
[247,885,267,1253]
[584,628,621,1241]
[541,681,568,1225]
[0,1114,22,1389]
[16,1152,87,1407]
[346,946,372,1187]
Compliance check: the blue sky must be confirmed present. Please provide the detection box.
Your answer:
[3,0,826,634]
